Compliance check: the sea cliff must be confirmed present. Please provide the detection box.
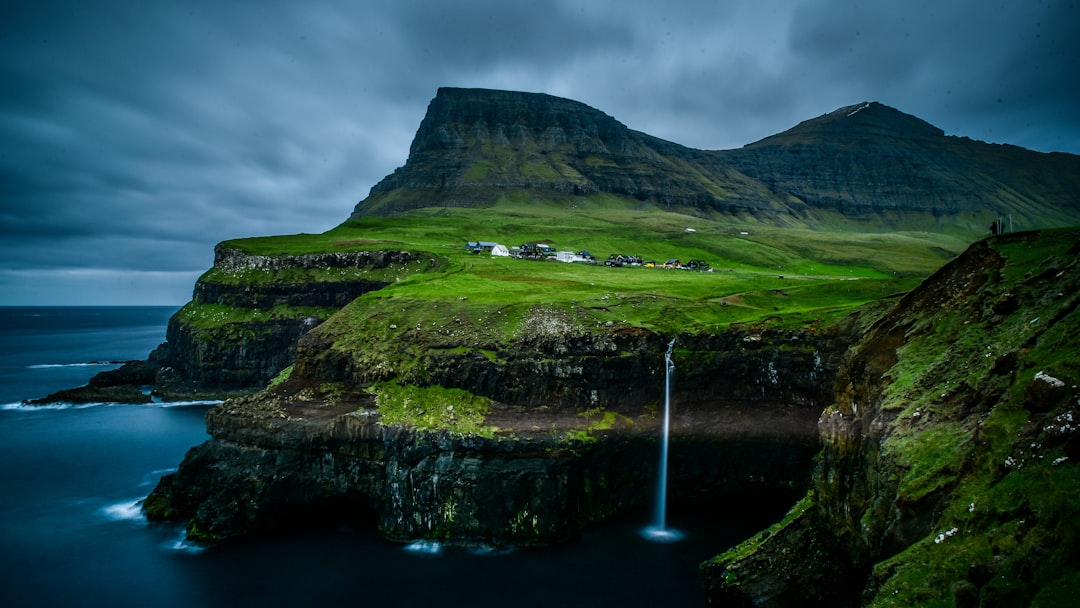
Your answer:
[701,228,1080,606]
[145,315,845,546]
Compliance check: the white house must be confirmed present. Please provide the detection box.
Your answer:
[556,251,590,263]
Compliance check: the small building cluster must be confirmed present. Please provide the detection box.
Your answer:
[465,241,710,271]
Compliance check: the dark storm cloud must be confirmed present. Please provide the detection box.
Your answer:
[782,0,1080,150]
[1,0,1078,304]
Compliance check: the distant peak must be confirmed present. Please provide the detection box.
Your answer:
[747,101,944,147]
[832,101,874,117]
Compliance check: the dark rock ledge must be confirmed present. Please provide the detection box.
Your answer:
[142,322,848,548]
[143,390,824,547]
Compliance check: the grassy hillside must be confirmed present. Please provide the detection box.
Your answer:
[701,227,1080,606]
[216,196,969,333]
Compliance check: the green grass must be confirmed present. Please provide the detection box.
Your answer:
[370,380,497,437]
[176,302,337,329]
[198,254,445,286]
[706,491,816,566]
[209,199,960,333]
[859,228,1080,606]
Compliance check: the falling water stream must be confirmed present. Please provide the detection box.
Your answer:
[641,338,684,543]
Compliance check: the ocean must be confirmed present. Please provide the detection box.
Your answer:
[0,306,775,607]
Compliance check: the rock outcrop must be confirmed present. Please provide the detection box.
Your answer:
[701,228,1080,606]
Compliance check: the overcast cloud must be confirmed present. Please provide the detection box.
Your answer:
[2,0,1077,305]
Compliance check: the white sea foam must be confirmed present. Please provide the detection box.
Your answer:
[101,499,146,523]
[27,361,124,369]
[2,399,221,412]
[404,540,443,556]
[1,401,105,411]
[166,530,206,555]
[159,400,223,408]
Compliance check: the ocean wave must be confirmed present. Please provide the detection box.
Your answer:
[101,499,146,523]
[1,399,222,412]
[1,401,105,411]
[166,529,206,555]
[158,400,224,408]
[27,361,126,369]
[403,540,443,557]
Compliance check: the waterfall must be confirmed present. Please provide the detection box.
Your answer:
[641,338,683,542]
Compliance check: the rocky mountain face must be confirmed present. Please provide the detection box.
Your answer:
[355,88,1080,232]
[701,228,1080,606]
[356,87,781,216]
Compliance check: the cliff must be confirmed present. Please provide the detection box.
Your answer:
[152,246,437,397]
[701,228,1080,606]
[144,314,849,546]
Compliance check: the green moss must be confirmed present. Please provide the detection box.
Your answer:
[140,493,174,520]
[857,227,1080,606]
[268,364,293,388]
[706,491,816,566]
[1031,571,1080,607]
[319,381,349,402]
[371,380,497,437]
[185,519,218,544]
[176,302,335,330]
[884,422,968,502]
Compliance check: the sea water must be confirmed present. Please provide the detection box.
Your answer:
[0,307,777,607]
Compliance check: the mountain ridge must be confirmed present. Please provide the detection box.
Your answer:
[353,88,1080,233]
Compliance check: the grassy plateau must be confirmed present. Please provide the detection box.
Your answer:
[212,196,971,334]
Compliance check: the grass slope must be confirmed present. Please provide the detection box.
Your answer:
[219,196,967,333]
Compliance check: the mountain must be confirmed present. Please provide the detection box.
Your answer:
[354,87,780,216]
[723,102,1080,230]
[354,88,1080,233]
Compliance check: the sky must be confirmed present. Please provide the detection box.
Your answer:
[2,0,1078,306]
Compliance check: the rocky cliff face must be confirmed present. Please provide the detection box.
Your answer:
[35,244,437,403]
[353,88,1080,231]
[144,315,848,547]
[152,247,429,397]
[702,228,1080,606]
